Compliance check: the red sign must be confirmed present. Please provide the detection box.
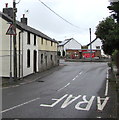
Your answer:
[82,50,95,58]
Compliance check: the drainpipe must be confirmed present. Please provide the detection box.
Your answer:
[18,31,23,79]
[21,31,23,80]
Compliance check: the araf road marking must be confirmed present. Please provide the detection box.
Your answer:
[40,94,110,111]
[75,95,95,111]
[1,98,40,113]
[97,97,109,111]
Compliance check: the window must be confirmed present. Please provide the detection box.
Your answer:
[41,38,43,45]
[41,54,43,64]
[96,46,100,49]
[27,32,30,44]
[27,49,30,67]
[34,35,36,45]
[51,55,53,61]
[51,41,53,46]
[46,40,47,45]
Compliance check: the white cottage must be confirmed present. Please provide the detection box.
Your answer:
[87,38,106,57]
[58,38,82,57]
[0,6,58,79]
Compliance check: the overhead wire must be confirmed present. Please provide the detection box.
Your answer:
[16,0,22,4]
[38,0,83,30]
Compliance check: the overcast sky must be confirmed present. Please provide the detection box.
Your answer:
[0,0,111,45]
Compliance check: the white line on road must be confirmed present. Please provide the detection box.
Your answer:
[57,83,70,92]
[72,78,76,81]
[72,72,83,81]
[79,72,83,75]
[58,71,83,91]
[1,98,40,113]
[105,69,109,96]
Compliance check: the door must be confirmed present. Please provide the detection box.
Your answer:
[34,50,37,73]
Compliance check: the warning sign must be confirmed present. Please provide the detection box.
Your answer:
[6,24,16,35]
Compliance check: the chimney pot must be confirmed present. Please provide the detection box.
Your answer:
[21,15,28,25]
[6,3,8,8]
[23,14,25,18]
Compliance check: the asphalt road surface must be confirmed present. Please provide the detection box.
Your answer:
[2,60,117,118]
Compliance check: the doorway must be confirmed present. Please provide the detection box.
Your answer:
[34,50,37,73]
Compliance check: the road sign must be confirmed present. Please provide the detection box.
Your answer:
[6,24,16,35]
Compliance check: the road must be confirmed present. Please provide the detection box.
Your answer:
[2,60,117,118]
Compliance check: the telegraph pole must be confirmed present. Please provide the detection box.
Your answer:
[13,0,17,81]
[89,28,92,61]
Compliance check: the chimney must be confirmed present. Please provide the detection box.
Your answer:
[3,3,14,19]
[21,14,28,25]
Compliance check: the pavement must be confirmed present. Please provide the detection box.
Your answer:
[65,58,110,62]
[112,65,119,120]
[2,65,64,89]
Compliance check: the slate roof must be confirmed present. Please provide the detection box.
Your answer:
[0,11,58,43]
[58,38,82,46]
[58,38,72,46]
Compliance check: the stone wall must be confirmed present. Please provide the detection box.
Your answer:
[38,50,58,72]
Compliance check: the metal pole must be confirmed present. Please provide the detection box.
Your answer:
[13,0,17,81]
[89,28,92,61]
[10,35,12,82]
[22,32,23,80]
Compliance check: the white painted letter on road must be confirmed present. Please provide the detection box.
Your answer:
[75,95,95,111]
[40,94,68,108]
[61,94,81,108]
[97,97,109,111]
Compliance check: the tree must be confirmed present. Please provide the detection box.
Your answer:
[107,2,119,23]
[108,2,119,74]
[95,17,116,55]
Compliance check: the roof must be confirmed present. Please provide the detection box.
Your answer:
[87,38,97,46]
[0,11,58,43]
[58,38,72,46]
[58,38,82,46]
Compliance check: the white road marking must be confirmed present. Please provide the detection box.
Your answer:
[72,78,76,81]
[105,69,109,96]
[75,75,79,78]
[58,71,83,91]
[75,95,95,111]
[79,72,83,75]
[97,97,109,111]
[1,98,40,113]
[40,94,110,111]
[97,116,101,118]
[57,83,70,91]
[61,95,81,108]
[12,85,20,88]
[72,71,83,81]
[40,94,68,107]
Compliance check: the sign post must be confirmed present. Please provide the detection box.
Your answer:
[9,35,12,82]
[6,24,16,83]
[89,28,92,61]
